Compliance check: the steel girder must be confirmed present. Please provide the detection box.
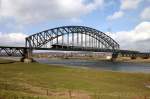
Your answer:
[0,47,25,57]
[0,46,149,58]
[26,26,120,49]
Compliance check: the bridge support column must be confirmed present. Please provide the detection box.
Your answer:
[142,56,149,59]
[131,56,137,60]
[111,52,118,62]
[20,48,34,63]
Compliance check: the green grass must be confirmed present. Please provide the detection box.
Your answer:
[0,59,150,99]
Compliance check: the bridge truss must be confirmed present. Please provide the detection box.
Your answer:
[26,26,120,50]
[0,46,26,57]
[0,26,149,60]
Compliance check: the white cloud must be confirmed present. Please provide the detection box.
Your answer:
[70,18,82,23]
[107,0,142,21]
[0,0,104,24]
[107,11,124,20]
[141,7,150,20]
[111,21,150,51]
[120,0,142,10]
[0,32,28,46]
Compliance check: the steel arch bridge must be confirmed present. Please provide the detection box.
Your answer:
[26,26,120,50]
[0,26,150,62]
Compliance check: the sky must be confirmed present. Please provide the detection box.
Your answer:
[0,0,150,51]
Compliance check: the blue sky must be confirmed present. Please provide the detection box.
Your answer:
[0,0,150,51]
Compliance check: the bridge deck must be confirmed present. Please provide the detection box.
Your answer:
[0,46,138,52]
[0,46,150,58]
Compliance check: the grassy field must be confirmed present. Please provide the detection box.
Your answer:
[0,58,150,99]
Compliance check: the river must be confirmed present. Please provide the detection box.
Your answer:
[36,58,150,73]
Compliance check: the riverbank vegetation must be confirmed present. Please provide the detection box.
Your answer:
[0,58,150,99]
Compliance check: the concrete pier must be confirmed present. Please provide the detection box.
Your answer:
[106,52,118,62]
[21,48,34,63]
[131,56,137,60]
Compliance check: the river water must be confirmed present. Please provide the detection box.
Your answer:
[36,58,150,73]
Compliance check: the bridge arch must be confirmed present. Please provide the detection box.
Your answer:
[26,26,120,49]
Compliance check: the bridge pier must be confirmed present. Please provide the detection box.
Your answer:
[111,52,118,62]
[130,56,137,60]
[20,48,34,63]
